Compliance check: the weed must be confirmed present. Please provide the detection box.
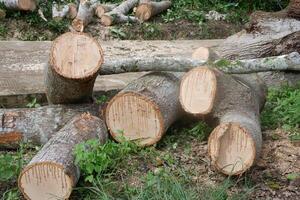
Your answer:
[1,188,20,200]
[110,27,127,39]
[96,95,109,104]
[26,98,40,108]
[0,24,7,37]
[142,23,163,39]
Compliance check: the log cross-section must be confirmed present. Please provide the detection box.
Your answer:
[135,0,171,22]
[18,113,108,200]
[45,32,103,104]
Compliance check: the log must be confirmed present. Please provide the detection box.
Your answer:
[0,0,36,11]
[52,3,77,20]
[179,67,267,175]
[216,1,300,59]
[192,47,219,63]
[18,113,108,200]
[72,0,94,32]
[0,104,99,149]
[45,32,104,104]
[135,0,171,22]
[94,3,117,18]
[105,72,183,146]
[101,0,139,26]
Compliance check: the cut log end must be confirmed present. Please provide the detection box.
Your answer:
[95,6,106,18]
[192,47,210,61]
[105,92,164,146]
[208,123,256,175]
[101,15,114,26]
[71,18,84,32]
[135,4,152,21]
[18,0,36,11]
[50,32,103,79]
[179,67,217,115]
[18,162,73,200]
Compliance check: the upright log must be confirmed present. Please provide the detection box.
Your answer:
[0,0,36,11]
[179,67,266,175]
[0,104,99,149]
[105,72,182,146]
[72,0,94,32]
[135,0,171,22]
[45,32,103,104]
[18,113,108,200]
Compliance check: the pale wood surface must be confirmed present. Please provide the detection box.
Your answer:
[0,40,221,107]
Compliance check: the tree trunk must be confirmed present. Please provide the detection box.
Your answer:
[18,113,108,200]
[105,72,183,146]
[94,3,117,18]
[101,0,138,26]
[72,0,94,32]
[135,0,171,22]
[52,3,77,20]
[45,32,103,104]
[216,1,300,60]
[0,0,36,11]
[179,67,267,175]
[0,104,100,149]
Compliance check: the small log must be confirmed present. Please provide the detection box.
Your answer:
[216,1,300,60]
[0,0,36,11]
[94,3,117,18]
[101,0,139,26]
[52,3,78,20]
[18,113,108,200]
[179,67,266,175]
[72,0,94,32]
[0,104,99,149]
[45,32,103,104]
[105,72,183,146]
[135,0,171,22]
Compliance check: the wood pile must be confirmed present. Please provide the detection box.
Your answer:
[0,1,299,198]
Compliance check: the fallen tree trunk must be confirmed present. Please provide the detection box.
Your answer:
[0,104,99,149]
[94,3,117,18]
[45,32,103,104]
[216,1,300,59]
[101,0,139,26]
[105,72,183,146]
[72,0,94,32]
[135,0,171,22]
[52,3,77,20]
[18,113,108,200]
[179,67,267,175]
[0,0,36,10]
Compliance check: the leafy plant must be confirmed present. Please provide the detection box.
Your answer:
[96,95,109,104]
[1,188,20,200]
[187,121,212,141]
[0,24,7,37]
[110,27,127,39]
[26,98,41,108]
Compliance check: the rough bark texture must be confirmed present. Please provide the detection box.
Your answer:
[18,113,108,200]
[45,32,103,104]
[0,0,36,10]
[135,0,171,21]
[72,0,94,32]
[101,0,139,26]
[105,72,183,146]
[0,104,100,149]
[216,1,300,60]
[180,67,266,175]
[94,3,117,18]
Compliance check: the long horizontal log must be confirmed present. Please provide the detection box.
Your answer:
[0,104,100,149]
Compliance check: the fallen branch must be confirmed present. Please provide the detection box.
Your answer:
[180,67,267,175]
[18,113,108,200]
[94,3,117,18]
[135,0,171,22]
[72,0,94,32]
[45,32,103,104]
[105,72,183,146]
[0,0,36,10]
[101,0,139,26]
[0,104,100,149]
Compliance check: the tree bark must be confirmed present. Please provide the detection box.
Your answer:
[105,72,183,146]
[0,0,36,11]
[18,113,108,200]
[72,0,94,32]
[216,1,300,60]
[101,0,139,26]
[179,67,267,175]
[45,32,103,104]
[94,3,117,18]
[135,0,171,22]
[0,104,100,149]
